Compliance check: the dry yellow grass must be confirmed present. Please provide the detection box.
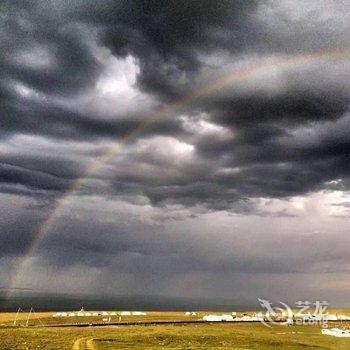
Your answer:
[1,310,350,349]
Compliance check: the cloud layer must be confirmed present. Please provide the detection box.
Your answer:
[1,0,350,305]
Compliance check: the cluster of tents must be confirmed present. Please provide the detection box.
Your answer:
[120,311,147,316]
[202,312,350,323]
[202,313,260,322]
[296,313,347,321]
[52,308,147,317]
[53,310,116,317]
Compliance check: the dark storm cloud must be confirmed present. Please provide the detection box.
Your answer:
[0,1,100,96]
[1,0,350,300]
[209,89,349,128]
[123,1,260,100]
[76,0,350,101]
[1,95,183,140]
[0,163,70,192]
[75,0,350,207]
[80,0,259,98]
[1,0,349,202]
[0,204,44,257]
[35,211,350,277]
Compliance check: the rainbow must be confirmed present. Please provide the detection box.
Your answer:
[6,49,350,300]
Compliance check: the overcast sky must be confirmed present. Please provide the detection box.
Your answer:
[1,0,350,306]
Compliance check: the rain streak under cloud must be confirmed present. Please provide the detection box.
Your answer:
[0,0,350,306]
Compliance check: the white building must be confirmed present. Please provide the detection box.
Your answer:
[52,309,118,318]
[250,316,263,322]
[77,307,88,317]
[132,311,147,316]
[203,314,234,322]
[322,314,338,321]
[322,328,350,337]
[120,311,131,316]
[203,315,223,322]
[240,315,253,321]
[221,314,234,321]
[338,315,350,321]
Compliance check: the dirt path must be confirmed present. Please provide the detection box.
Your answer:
[86,338,96,350]
[72,337,83,350]
[72,337,95,350]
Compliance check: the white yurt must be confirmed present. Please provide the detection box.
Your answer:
[322,328,350,337]
[121,311,131,316]
[185,311,196,316]
[221,314,234,321]
[203,315,222,322]
[240,315,252,321]
[132,311,147,316]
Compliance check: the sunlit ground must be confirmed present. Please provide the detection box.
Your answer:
[1,311,350,349]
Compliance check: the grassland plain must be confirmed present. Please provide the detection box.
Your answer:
[1,312,350,349]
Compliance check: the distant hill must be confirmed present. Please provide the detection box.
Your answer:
[0,290,254,312]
